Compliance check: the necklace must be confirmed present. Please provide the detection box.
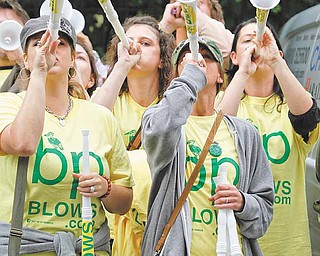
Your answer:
[45,95,73,127]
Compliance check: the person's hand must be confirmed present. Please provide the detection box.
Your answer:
[33,30,60,73]
[117,40,141,70]
[5,47,23,66]
[77,32,94,52]
[159,2,185,34]
[180,52,207,74]
[259,28,283,70]
[237,41,262,77]
[73,173,110,198]
[209,184,244,211]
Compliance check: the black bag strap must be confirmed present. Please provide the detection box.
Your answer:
[8,156,29,256]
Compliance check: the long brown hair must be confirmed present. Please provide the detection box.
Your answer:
[226,18,285,112]
[105,15,175,99]
[207,0,225,24]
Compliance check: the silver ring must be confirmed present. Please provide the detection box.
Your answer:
[226,197,229,204]
[90,186,95,193]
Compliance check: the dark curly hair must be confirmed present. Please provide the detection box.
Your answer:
[226,18,285,112]
[105,15,175,99]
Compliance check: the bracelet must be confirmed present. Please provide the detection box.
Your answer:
[99,176,112,199]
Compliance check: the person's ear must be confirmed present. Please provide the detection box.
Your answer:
[158,60,164,69]
[217,75,223,84]
[22,52,29,69]
[279,50,284,58]
[230,51,238,65]
[71,51,76,64]
[86,74,95,89]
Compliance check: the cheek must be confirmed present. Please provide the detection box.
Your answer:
[206,64,220,85]
[57,47,73,62]
[76,61,91,81]
[199,5,210,16]
[25,54,36,70]
[143,47,160,59]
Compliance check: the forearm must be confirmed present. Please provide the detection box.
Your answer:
[218,71,249,116]
[235,191,273,239]
[142,64,206,169]
[197,10,234,58]
[0,71,46,155]
[237,135,274,238]
[91,61,130,110]
[143,65,205,137]
[101,185,133,215]
[273,58,313,115]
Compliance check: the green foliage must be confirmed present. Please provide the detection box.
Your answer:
[18,0,319,56]
[219,0,318,32]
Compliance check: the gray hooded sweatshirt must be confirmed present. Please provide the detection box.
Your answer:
[141,64,274,256]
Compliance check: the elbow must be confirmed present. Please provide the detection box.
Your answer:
[116,188,133,215]
[12,140,39,156]
[106,187,133,215]
[118,189,133,215]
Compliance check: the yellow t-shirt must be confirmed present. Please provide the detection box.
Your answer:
[185,114,242,255]
[110,92,157,256]
[112,150,151,256]
[237,95,319,256]
[0,92,134,256]
[113,92,158,147]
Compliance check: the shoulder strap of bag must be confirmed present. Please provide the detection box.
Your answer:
[127,125,142,151]
[127,99,160,151]
[155,110,224,254]
[8,156,29,256]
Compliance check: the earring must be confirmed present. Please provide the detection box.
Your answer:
[68,66,77,79]
[19,66,31,80]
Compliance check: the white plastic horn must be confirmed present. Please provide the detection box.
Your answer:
[40,0,73,21]
[249,0,280,10]
[179,0,199,61]
[69,9,85,34]
[0,20,23,51]
[249,0,280,41]
[97,0,129,49]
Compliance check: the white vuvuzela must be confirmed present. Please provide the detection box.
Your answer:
[213,165,242,256]
[179,0,199,61]
[0,20,22,51]
[249,0,280,41]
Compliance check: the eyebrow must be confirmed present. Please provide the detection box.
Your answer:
[239,33,255,40]
[128,36,157,42]
[76,51,88,56]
